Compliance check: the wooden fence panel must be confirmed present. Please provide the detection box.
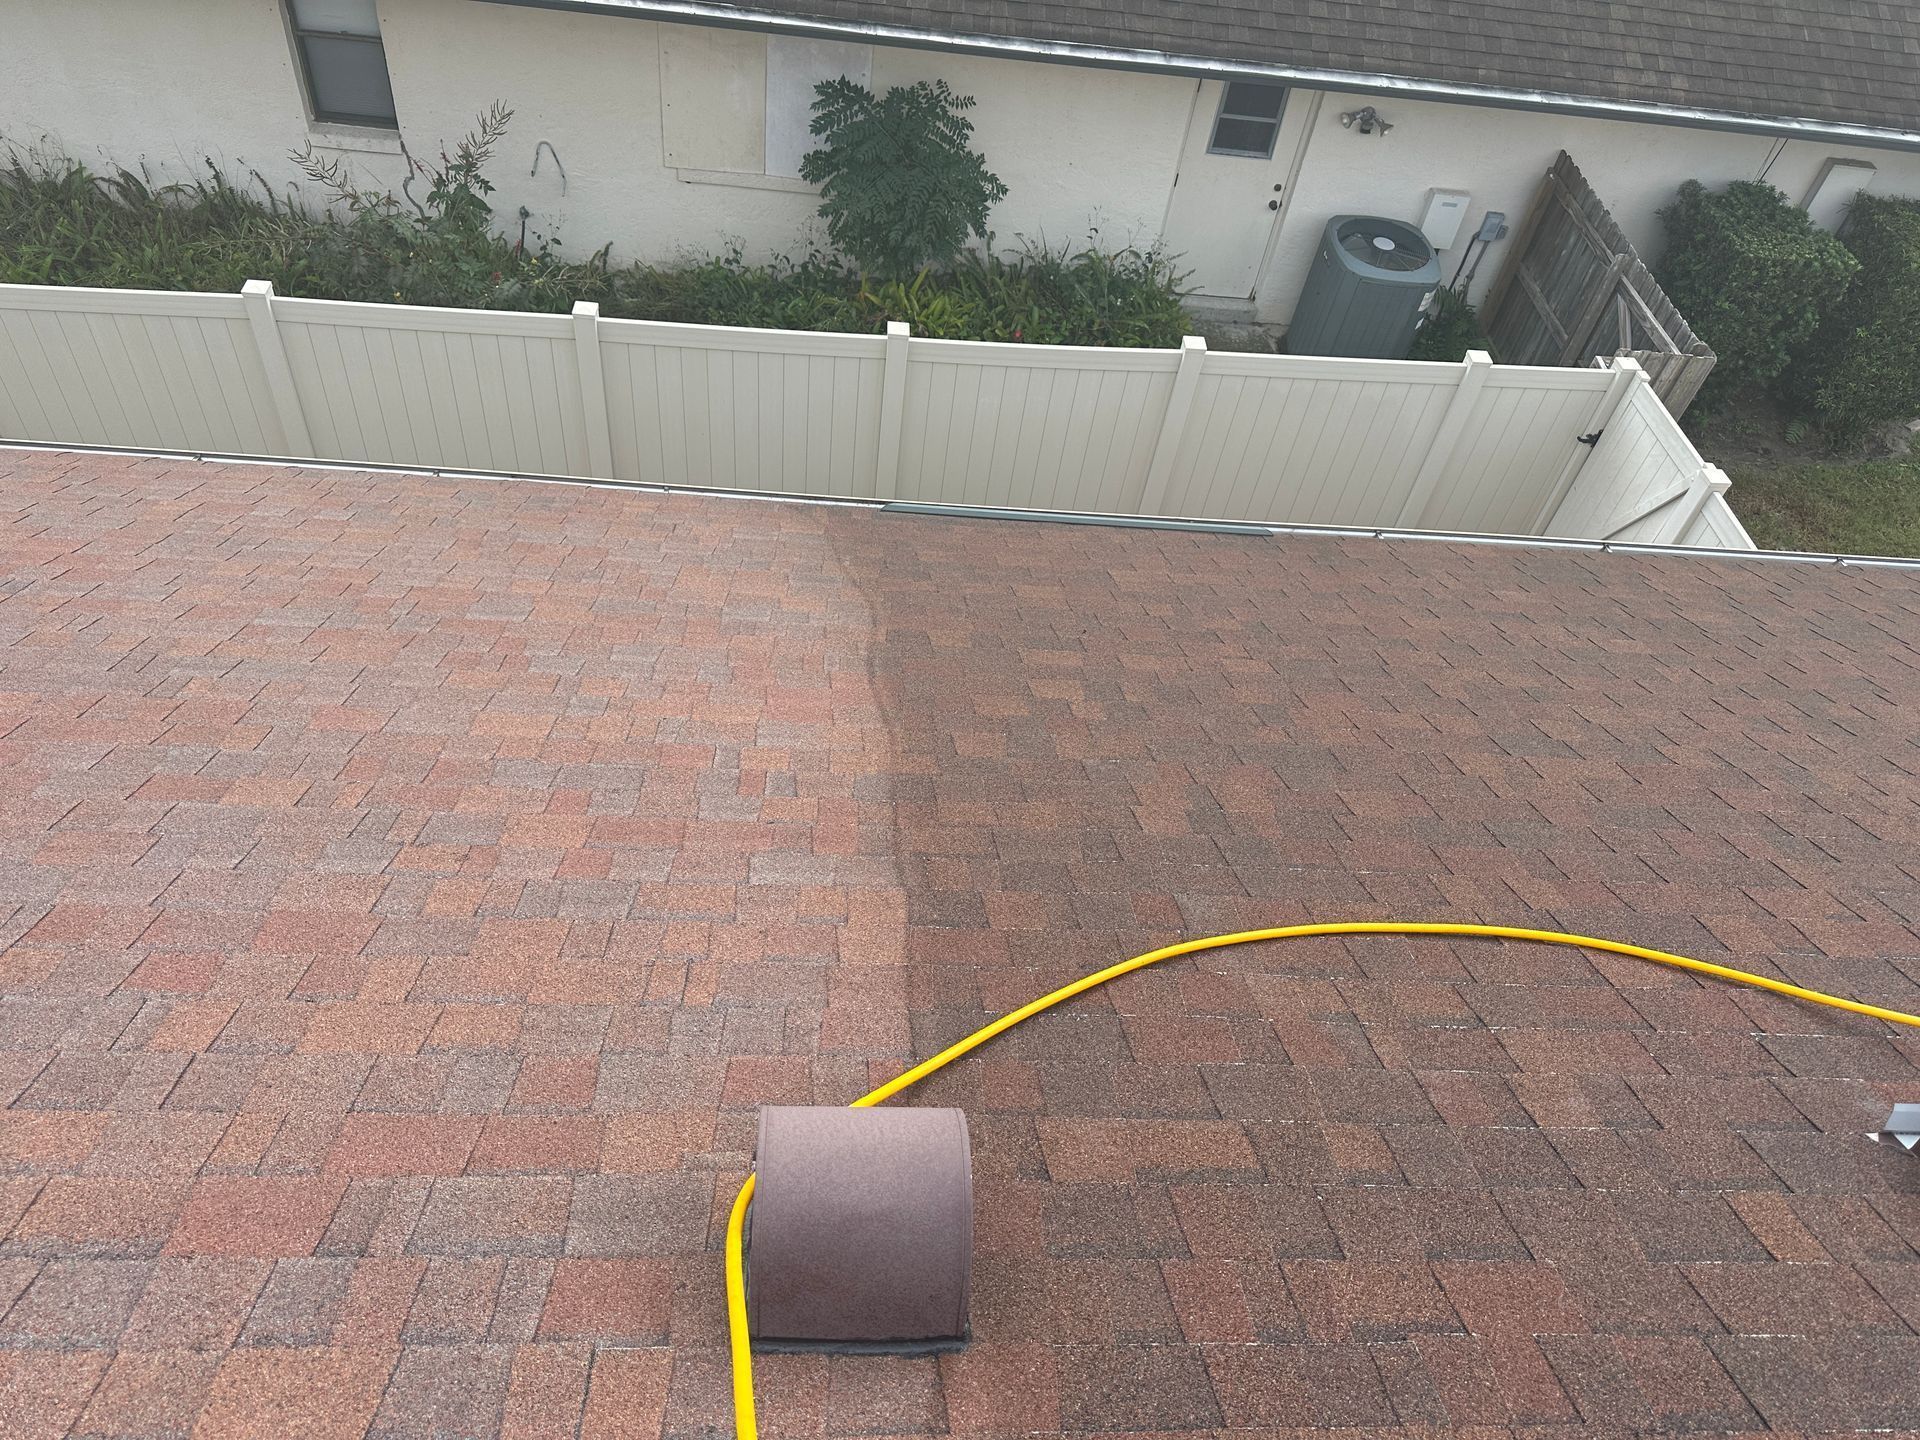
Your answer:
[1632,342,1716,420]
[1483,152,1716,417]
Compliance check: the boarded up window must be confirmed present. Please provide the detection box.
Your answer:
[765,37,871,179]
[659,26,766,173]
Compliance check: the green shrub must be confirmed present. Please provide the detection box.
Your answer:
[1654,179,1857,409]
[594,241,1185,345]
[1407,286,1487,361]
[857,246,1187,345]
[0,105,555,307]
[1791,193,1920,445]
[799,78,1006,280]
[0,160,322,293]
[0,116,1183,347]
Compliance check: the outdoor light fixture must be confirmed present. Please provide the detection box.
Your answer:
[1340,105,1393,135]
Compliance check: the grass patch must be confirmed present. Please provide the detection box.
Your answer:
[1725,457,1920,557]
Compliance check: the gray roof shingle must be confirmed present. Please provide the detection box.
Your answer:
[656,0,1920,138]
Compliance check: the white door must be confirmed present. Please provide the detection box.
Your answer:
[1161,81,1314,299]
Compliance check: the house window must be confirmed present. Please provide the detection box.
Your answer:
[1207,82,1286,158]
[288,0,398,128]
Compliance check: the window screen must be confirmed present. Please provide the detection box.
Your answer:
[1208,82,1286,158]
[289,0,397,127]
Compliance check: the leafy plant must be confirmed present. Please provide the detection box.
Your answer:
[855,245,1186,344]
[1789,193,1920,446]
[1654,179,1857,411]
[798,79,1007,280]
[1407,286,1488,361]
[285,101,563,309]
[0,122,1187,347]
[0,105,558,311]
[0,157,318,293]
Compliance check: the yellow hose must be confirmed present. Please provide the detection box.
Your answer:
[725,1171,759,1439]
[725,921,1920,1436]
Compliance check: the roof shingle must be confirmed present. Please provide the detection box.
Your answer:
[2,447,1919,1435]
[697,0,1920,135]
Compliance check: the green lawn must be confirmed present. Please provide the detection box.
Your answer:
[1724,457,1920,558]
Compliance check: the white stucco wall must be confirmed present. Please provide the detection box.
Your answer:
[3,0,1917,327]
[0,0,1192,269]
[377,0,825,265]
[1255,91,1920,323]
[866,49,1194,254]
[0,0,412,196]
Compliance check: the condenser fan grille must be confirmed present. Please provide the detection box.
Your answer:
[1338,224,1431,271]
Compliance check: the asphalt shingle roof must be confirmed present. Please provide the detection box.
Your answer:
[2,447,1920,1435]
[714,0,1920,135]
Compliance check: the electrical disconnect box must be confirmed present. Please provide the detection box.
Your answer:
[1418,189,1471,249]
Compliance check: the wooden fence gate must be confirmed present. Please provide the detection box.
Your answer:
[1482,152,1716,417]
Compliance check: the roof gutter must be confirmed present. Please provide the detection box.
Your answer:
[475,0,1920,152]
[12,441,1917,570]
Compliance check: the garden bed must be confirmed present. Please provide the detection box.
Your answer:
[0,132,1188,347]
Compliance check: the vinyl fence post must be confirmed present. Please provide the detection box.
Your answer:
[874,321,910,500]
[240,280,313,459]
[571,301,615,480]
[1659,462,1730,544]
[1138,335,1207,517]
[1531,354,1644,536]
[1397,348,1492,528]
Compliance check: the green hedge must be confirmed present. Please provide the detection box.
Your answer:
[0,124,1187,348]
[1655,179,1857,410]
[1791,193,1920,444]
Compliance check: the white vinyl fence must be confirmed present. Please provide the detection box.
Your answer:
[0,281,1751,548]
[1549,373,1753,547]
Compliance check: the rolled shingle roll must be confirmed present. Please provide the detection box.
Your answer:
[746,1104,972,1351]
